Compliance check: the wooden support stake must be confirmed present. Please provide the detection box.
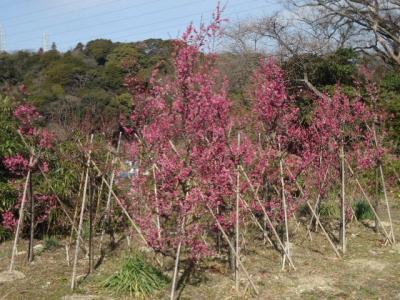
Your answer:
[9,158,32,271]
[207,204,259,295]
[99,132,122,253]
[279,151,290,270]
[91,160,153,252]
[240,195,273,246]
[285,166,342,258]
[340,145,346,254]
[170,219,185,300]
[152,164,161,240]
[88,175,94,273]
[94,151,109,225]
[369,124,395,243]
[379,164,395,243]
[28,172,34,262]
[240,166,296,270]
[170,240,182,300]
[66,170,86,266]
[71,134,93,290]
[235,132,240,291]
[345,160,393,244]
[308,166,330,234]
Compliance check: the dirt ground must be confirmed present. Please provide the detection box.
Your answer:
[0,206,399,300]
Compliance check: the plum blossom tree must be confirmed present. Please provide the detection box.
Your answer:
[4,102,56,267]
[123,6,242,266]
[248,59,305,266]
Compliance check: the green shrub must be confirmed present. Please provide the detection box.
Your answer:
[353,200,374,220]
[319,201,340,219]
[103,254,169,298]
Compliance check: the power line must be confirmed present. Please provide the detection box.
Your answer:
[0,0,118,22]
[10,0,163,37]
[5,0,150,28]
[55,2,270,50]
[6,0,280,50]
[7,0,214,46]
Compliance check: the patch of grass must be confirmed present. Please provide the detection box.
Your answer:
[353,200,374,220]
[319,201,340,219]
[103,254,169,298]
[43,235,60,250]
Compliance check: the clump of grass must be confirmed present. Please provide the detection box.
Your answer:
[319,201,340,219]
[103,254,169,298]
[43,235,60,250]
[353,200,374,220]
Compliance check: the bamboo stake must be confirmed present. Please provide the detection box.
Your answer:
[71,134,93,290]
[66,170,86,266]
[170,219,185,300]
[374,168,380,233]
[9,157,33,271]
[379,164,395,243]
[308,166,330,234]
[88,175,94,273]
[99,132,122,253]
[285,166,342,258]
[345,160,393,244]
[90,160,152,250]
[207,204,259,295]
[93,151,109,226]
[279,148,290,270]
[239,165,296,270]
[235,132,240,291]
[152,164,161,240]
[370,116,395,243]
[240,194,273,246]
[28,172,34,262]
[340,145,346,254]
[170,240,182,300]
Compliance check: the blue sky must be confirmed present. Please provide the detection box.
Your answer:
[0,0,282,52]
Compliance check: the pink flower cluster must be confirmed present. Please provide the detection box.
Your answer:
[14,104,41,135]
[1,211,17,230]
[3,154,29,175]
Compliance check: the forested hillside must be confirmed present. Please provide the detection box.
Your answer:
[0,39,173,133]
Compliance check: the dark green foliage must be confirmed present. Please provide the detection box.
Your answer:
[382,72,400,92]
[381,72,400,151]
[0,39,173,133]
[103,255,169,298]
[0,226,11,242]
[43,235,60,251]
[310,48,358,86]
[284,48,358,88]
[353,200,374,221]
[85,39,115,65]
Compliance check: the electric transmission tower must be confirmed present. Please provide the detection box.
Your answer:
[0,25,5,52]
[42,32,49,52]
